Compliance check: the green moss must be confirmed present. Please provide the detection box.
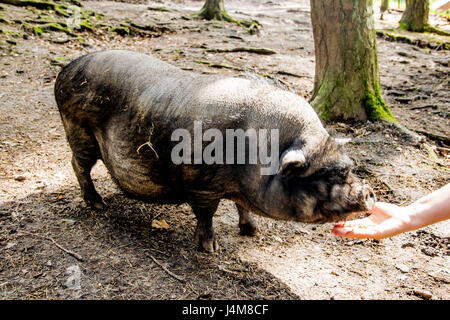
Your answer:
[147,6,171,12]
[77,20,92,31]
[433,9,450,19]
[362,81,396,123]
[33,25,44,35]
[424,25,450,37]
[110,25,130,36]
[54,4,72,17]
[320,103,332,121]
[310,73,334,119]
[0,14,7,23]
[194,4,259,34]
[399,22,409,31]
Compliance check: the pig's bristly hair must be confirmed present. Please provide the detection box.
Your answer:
[240,72,292,92]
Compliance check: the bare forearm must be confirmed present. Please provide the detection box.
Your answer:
[407,183,450,230]
[332,183,450,240]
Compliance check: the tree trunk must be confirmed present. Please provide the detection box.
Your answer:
[381,0,389,12]
[309,0,395,122]
[400,0,429,32]
[197,0,232,21]
[380,0,389,19]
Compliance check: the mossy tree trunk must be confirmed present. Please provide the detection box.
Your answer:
[194,0,259,33]
[380,0,389,19]
[197,0,232,21]
[309,0,395,122]
[399,0,429,32]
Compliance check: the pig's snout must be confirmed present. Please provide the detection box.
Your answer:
[360,185,376,211]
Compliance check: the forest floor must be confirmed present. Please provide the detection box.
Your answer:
[0,0,449,300]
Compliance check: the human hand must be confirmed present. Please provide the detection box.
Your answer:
[332,202,413,239]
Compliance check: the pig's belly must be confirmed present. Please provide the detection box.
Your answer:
[106,155,167,199]
[95,127,171,201]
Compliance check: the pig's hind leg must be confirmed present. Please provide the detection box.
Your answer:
[191,200,220,253]
[236,204,258,236]
[66,123,108,211]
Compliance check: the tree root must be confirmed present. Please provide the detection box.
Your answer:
[376,29,450,50]
[27,22,77,36]
[410,128,450,146]
[193,7,260,34]
[424,25,450,37]
[147,6,172,13]
[276,70,310,78]
[128,21,174,35]
[1,0,101,38]
[0,0,73,17]
[1,0,174,40]
[195,60,243,71]
[110,21,175,37]
[205,46,277,55]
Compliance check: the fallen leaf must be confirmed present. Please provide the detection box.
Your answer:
[413,289,432,299]
[396,264,410,273]
[151,219,169,230]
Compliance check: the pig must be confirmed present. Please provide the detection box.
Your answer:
[55,50,375,253]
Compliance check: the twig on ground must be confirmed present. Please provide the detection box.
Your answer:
[148,254,185,283]
[17,231,84,262]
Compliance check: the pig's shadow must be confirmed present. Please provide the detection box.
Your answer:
[0,186,299,299]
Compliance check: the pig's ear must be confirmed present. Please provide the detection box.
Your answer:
[277,148,308,177]
[335,138,351,145]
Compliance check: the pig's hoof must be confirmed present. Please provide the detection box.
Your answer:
[86,198,108,211]
[239,222,258,236]
[195,229,219,253]
[93,201,108,211]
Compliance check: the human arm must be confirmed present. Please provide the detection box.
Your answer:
[332,183,450,239]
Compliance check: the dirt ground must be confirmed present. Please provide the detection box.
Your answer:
[0,0,449,300]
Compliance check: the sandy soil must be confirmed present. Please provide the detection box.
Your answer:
[0,0,449,300]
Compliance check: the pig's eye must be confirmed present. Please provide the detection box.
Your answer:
[280,161,310,179]
[311,164,351,182]
[336,166,351,178]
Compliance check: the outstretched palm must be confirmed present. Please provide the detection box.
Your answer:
[332,202,412,239]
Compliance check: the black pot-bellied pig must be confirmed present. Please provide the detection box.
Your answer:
[55,50,375,252]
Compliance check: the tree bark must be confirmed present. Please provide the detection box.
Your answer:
[381,0,389,12]
[309,0,395,122]
[400,0,429,32]
[197,0,232,21]
[380,0,389,19]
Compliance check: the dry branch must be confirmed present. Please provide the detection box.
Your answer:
[18,231,84,261]
[148,254,185,283]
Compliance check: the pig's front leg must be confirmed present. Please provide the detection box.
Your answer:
[191,199,220,253]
